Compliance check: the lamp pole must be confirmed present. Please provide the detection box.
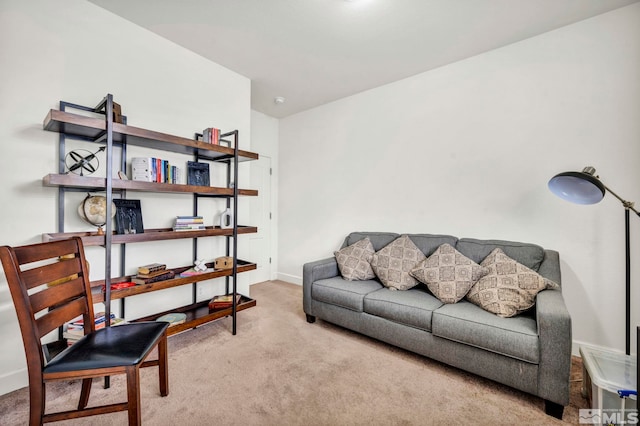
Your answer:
[626,207,631,355]
[602,184,640,355]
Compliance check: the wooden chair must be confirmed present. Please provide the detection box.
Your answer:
[0,237,169,425]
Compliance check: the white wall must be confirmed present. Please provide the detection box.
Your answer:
[0,0,251,395]
[279,4,640,355]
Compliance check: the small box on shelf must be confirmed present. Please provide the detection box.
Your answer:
[208,294,241,310]
[214,256,233,270]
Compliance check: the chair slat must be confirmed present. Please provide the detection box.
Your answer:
[36,297,87,338]
[13,239,78,265]
[30,276,86,313]
[21,257,83,290]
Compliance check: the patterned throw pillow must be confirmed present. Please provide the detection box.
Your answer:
[466,248,559,318]
[370,235,426,291]
[410,243,489,304]
[334,238,376,281]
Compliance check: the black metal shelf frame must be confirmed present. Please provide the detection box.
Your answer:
[51,95,246,335]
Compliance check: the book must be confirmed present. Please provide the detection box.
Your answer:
[113,199,144,235]
[156,312,187,327]
[201,127,220,145]
[179,267,214,277]
[173,215,206,231]
[208,294,242,310]
[138,263,166,275]
[64,317,125,346]
[131,270,175,285]
[173,225,206,231]
[136,269,172,279]
[175,216,203,224]
[66,312,116,330]
[101,281,137,292]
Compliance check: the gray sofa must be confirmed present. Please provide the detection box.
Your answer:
[303,232,572,419]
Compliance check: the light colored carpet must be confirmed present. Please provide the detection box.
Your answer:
[0,280,587,425]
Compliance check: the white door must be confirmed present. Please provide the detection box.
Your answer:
[249,155,272,283]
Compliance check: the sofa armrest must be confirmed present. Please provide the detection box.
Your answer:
[536,288,572,406]
[302,257,339,315]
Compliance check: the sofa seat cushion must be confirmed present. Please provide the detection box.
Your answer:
[432,301,539,363]
[312,277,383,312]
[363,287,443,332]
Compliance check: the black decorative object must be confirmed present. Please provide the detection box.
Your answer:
[113,199,144,235]
[65,147,106,176]
[187,161,210,186]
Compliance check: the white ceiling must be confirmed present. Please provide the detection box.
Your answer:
[88,0,639,119]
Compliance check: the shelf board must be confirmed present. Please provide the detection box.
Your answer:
[89,260,257,303]
[131,294,256,336]
[43,109,259,162]
[43,173,258,196]
[43,226,258,246]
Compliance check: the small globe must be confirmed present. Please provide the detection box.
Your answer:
[78,195,116,233]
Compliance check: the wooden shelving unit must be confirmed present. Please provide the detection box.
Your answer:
[42,95,259,337]
[43,226,258,246]
[89,260,257,303]
[43,109,258,161]
[134,296,256,336]
[43,173,258,196]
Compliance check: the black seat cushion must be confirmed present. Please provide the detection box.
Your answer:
[44,322,168,373]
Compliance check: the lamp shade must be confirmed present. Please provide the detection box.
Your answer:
[548,169,606,205]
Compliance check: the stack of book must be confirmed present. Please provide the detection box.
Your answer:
[132,157,182,183]
[208,294,242,310]
[156,312,187,327]
[132,263,175,285]
[201,127,220,145]
[173,216,205,231]
[64,312,124,346]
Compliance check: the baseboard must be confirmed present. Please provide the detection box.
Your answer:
[0,368,27,396]
[277,272,301,285]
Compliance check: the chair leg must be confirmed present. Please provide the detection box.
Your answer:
[126,367,141,426]
[29,381,45,426]
[78,378,92,409]
[158,333,169,397]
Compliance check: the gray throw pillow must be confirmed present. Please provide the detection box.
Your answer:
[466,248,559,318]
[334,237,376,281]
[370,235,426,291]
[410,243,489,304]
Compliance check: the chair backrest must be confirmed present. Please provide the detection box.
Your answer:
[0,237,95,371]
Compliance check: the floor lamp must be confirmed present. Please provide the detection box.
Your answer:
[548,166,640,355]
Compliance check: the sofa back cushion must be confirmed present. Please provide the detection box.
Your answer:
[344,232,399,251]
[344,232,458,257]
[455,238,545,272]
[407,234,459,257]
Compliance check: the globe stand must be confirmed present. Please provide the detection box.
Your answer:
[78,194,115,237]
